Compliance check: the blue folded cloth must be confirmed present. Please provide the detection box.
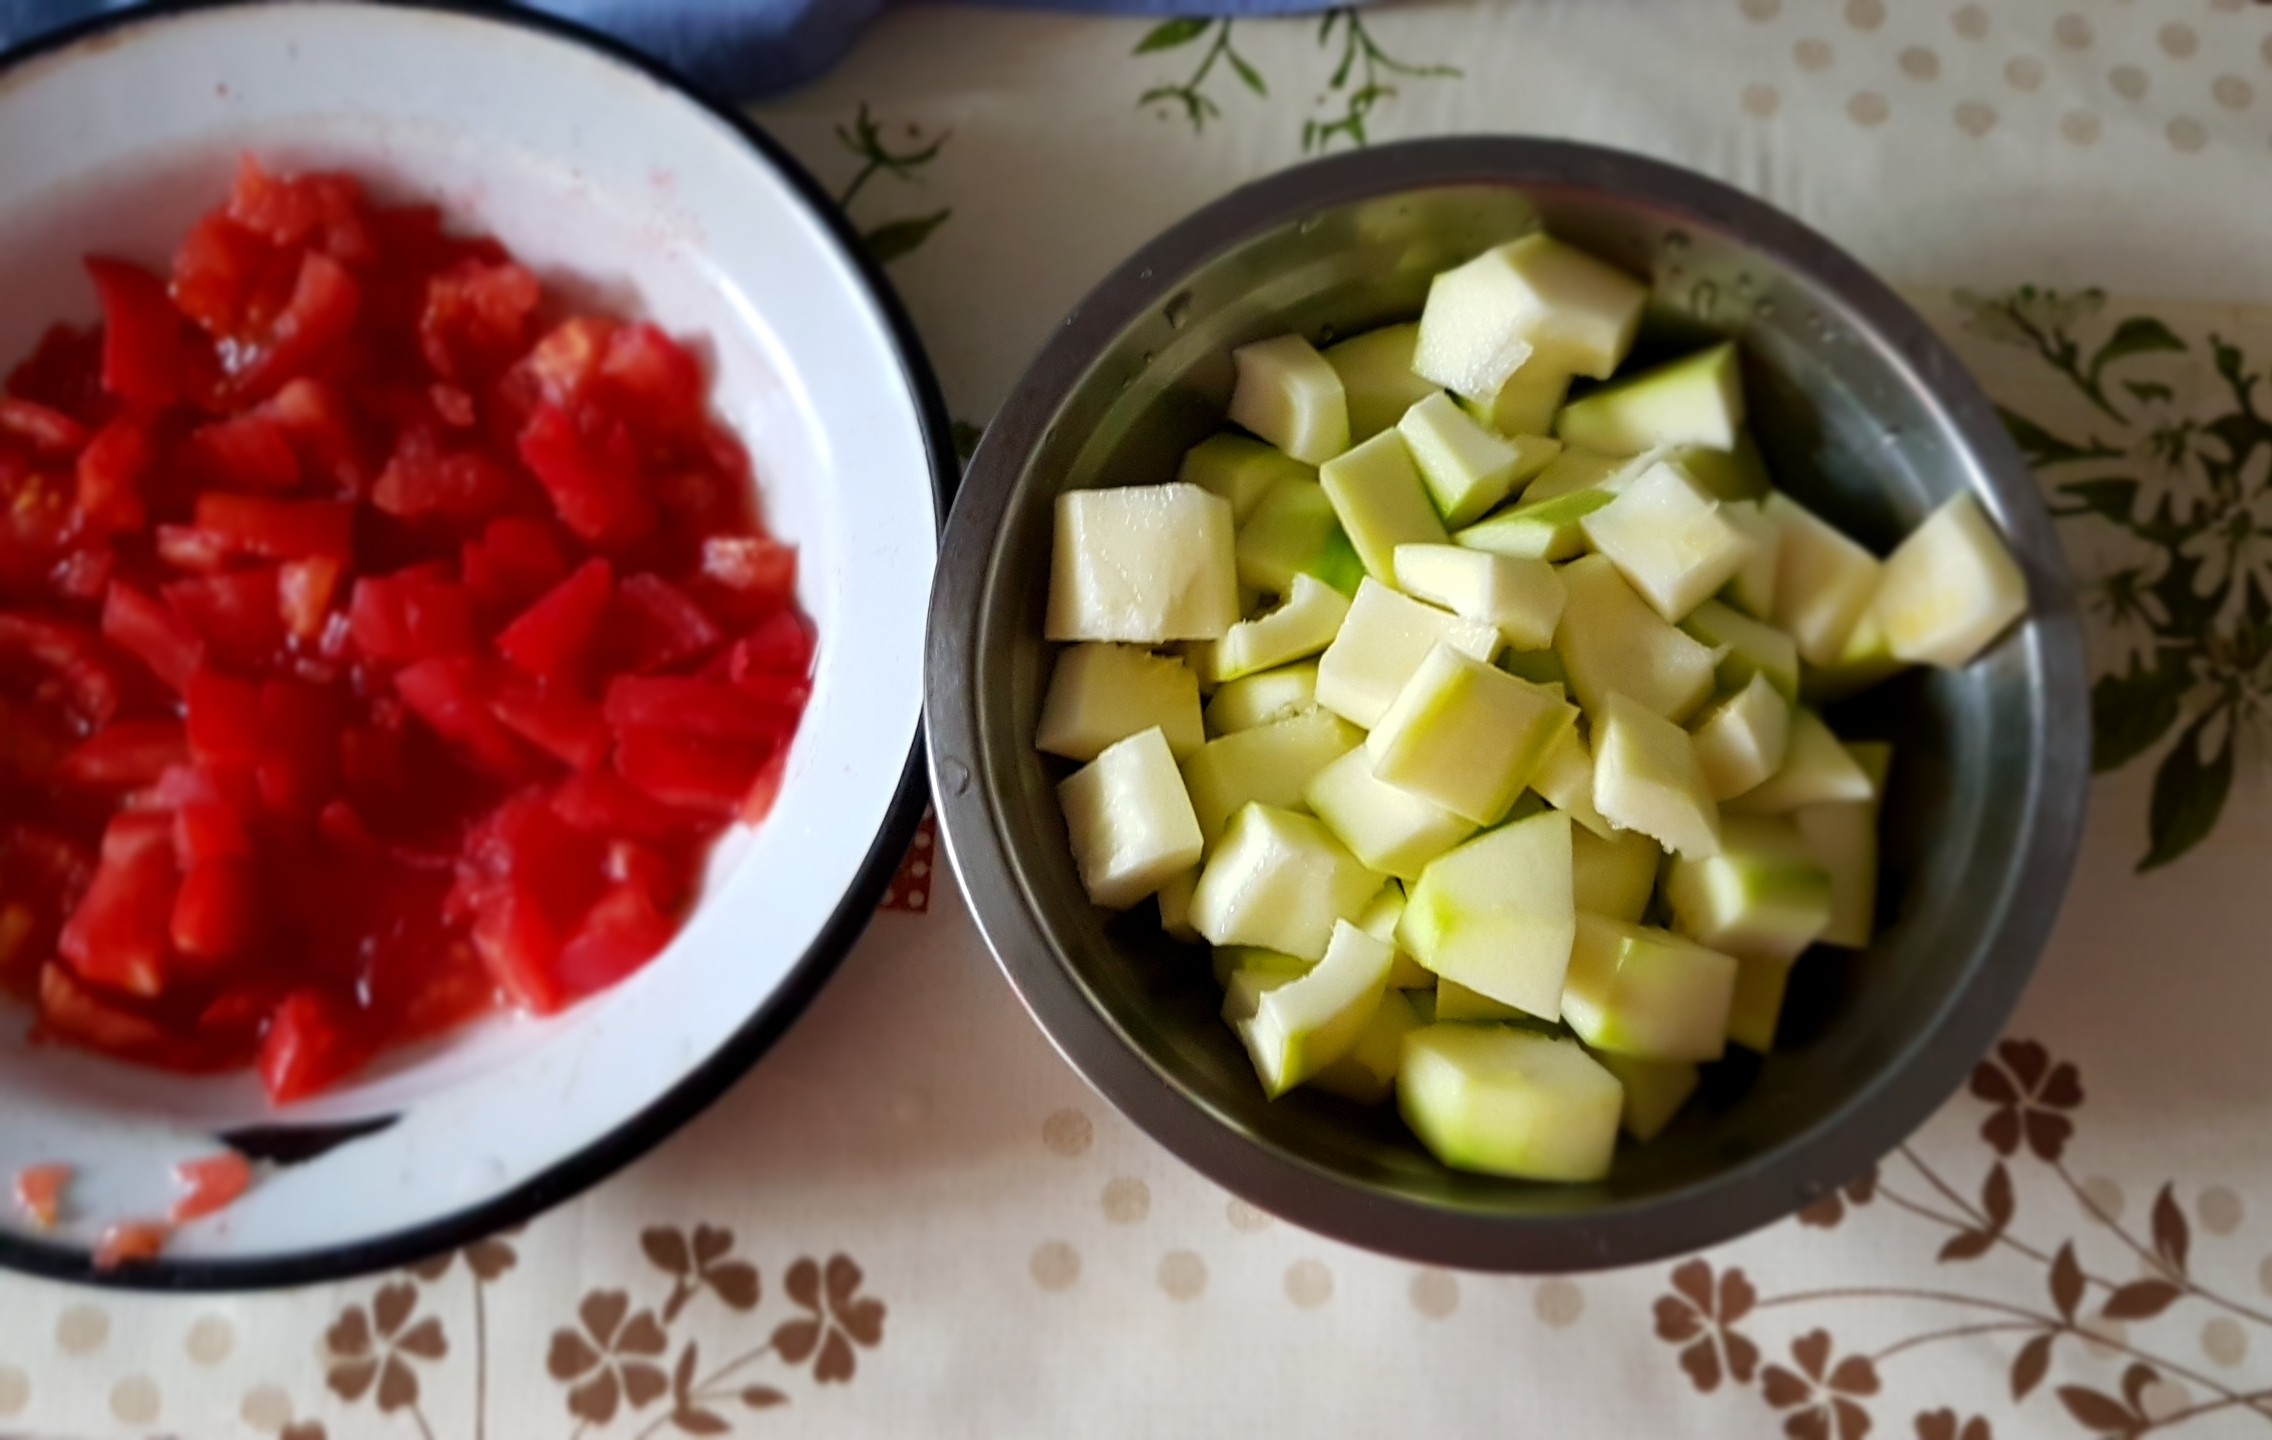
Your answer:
[0,0,1335,97]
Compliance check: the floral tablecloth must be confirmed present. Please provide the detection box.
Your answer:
[7,1,2272,1436]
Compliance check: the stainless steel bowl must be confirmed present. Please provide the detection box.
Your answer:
[927,138,2088,1271]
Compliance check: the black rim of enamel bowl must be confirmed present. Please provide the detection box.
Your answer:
[0,0,954,1291]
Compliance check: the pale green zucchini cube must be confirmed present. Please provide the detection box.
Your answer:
[1237,919,1398,1097]
[1690,670,1793,801]
[1211,944,1310,988]
[1465,362,1575,438]
[1205,663,1319,735]
[1392,543,1567,650]
[1047,484,1240,643]
[1572,825,1664,924]
[1398,1025,1623,1182]
[1229,334,1349,465]
[1561,912,1738,1062]
[1181,705,1362,848]
[1681,597,1801,701]
[1501,645,1568,687]
[1520,445,1631,503]
[1319,429,1449,581]
[1037,643,1205,762]
[1766,492,1884,667]
[1664,814,1833,963]
[1793,741,1891,948]
[1306,744,1478,881]
[1800,605,1907,701]
[1191,803,1384,961]
[1357,885,1437,989]
[1157,866,1201,943]
[1398,810,1576,1018]
[1726,954,1790,1053]
[1204,573,1352,682]
[1220,964,1301,1023]
[1399,391,1560,527]
[1325,322,1441,442]
[1555,342,1745,454]
[1580,458,1761,623]
[1556,555,1721,724]
[1874,492,2030,667]
[1367,643,1577,825]
[1593,1050,1701,1142]
[1314,578,1500,728]
[1235,476,1366,597]
[1178,433,1315,522]
[1667,430,1774,503]
[1719,499,1781,617]
[1593,690,1722,859]
[1057,727,1206,910]
[1531,725,1616,839]
[1414,234,1648,394]
[1436,978,1541,1023]
[1723,707,1875,815]
[1312,990,1422,1104]
[1455,486,1616,562]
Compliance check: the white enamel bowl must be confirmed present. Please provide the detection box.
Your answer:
[0,1,948,1287]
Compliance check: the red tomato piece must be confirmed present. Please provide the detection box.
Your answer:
[180,413,302,493]
[100,581,202,692]
[37,962,168,1054]
[0,612,126,727]
[552,769,699,842]
[610,573,723,672]
[76,417,154,535]
[516,403,654,546]
[154,524,230,574]
[597,322,703,438]
[505,315,614,413]
[700,535,798,613]
[277,555,342,641]
[58,814,179,998]
[259,377,365,494]
[730,610,815,681]
[461,515,568,615]
[13,1163,71,1230]
[604,676,801,743]
[613,728,766,818]
[0,396,90,456]
[165,567,286,659]
[0,461,76,594]
[395,657,533,779]
[174,801,254,866]
[470,885,564,1014]
[170,1151,254,1223]
[169,210,271,338]
[232,251,360,401]
[346,567,475,663]
[555,882,673,998]
[371,426,517,522]
[337,723,411,813]
[420,259,541,384]
[171,859,259,962]
[490,678,609,770]
[497,558,612,679]
[185,670,264,764]
[226,157,364,250]
[740,746,791,826]
[192,494,354,564]
[85,256,187,406]
[94,1220,171,1271]
[258,988,372,1103]
[255,677,345,815]
[58,719,189,789]
[5,323,103,420]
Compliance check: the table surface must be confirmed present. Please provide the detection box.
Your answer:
[7,1,2272,1436]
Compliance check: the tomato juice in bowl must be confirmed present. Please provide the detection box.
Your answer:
[0,1,948,1287]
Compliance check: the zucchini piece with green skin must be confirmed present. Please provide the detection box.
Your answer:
[1399,810,1576,1018]
[1663,814,1833,964]
[1561,912,1739,1063]
[1399,391,1561,527]
[1202,573,1352,682]
[1036,643,1206,762]
[1190,802,1384,962]
[1801,605,1907,702]
[1178,433,1314,522]
[1520,445,1631,503]
[1057,727,1206,910]
[1726,953,1789,1053]
[1229,334,1349,465]
[1314,578,1500,728]
[1235,477,1367,597]
[1556,555,1722,725]
[1237,918,1398,1098]
[1221,964,1301,1023]
[1464,362,1575,439]
[1305,743,1478,882]
[1456,486,1618,562]
[1181,706,1362,849]
[1357,883,1436,989]
[1435,977,1534,1022]
[1681,598,1801,701]
[1690,671,1794,802]
[1311,989,1423,1104]
[1572,825,1663,925]
[1873,492,2030,667]
[1593,690,1722,860]
[1556,342,1746,455]
[1531,725,1617,839]
[1667,430,1774,503]
[1414,234,1648,395]
[1047,484,1240,643]
[1157,866,1201,943]
[1398,1025,1624,1182]
[1593,1049,1701,1142]
[1580,458,1761,624]
[1793,741,1891,948]
[1325,323,1440,442]
[1366,643,1578,826]
[1723,707,1874,815]
[1501,646,1568,687]
[1392,543,1567,651]
[1319,429,1450,582]
[1719,498,1780,618]
[1212,944,1310,988]
[1766,492,1884,667]
[1204,663,1319,735]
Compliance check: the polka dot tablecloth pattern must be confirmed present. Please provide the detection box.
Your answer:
[5,1,2272,1435]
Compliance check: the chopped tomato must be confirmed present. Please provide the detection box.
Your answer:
[740,746,791,825]
[6,323,103,419]
[372,426,517,522]
[421,259,541,383]
[614,727,767,818]
[0,613,125,727]
[77,417,154,534]
[461,515,568,615]
[94,1220,171,1270]
[102,581,203,691]
[730,610,815,681]
[261,376,366,494]
[498,558,612,679]
[610,573,722,672]
[174,801,254,866]
[165,567,286,660]
[179,413,302,493]
[395,657,533,779]
[185,670,264,764]
[226,157,364,252]
[347,568,475,663]
[552,769,697,842]
[598,323,703,440]
[13,1163,71,1229]
[517,403,654,546]
[85,256,187,406]
[258,988,371,1103]
[232,251,359,400]
[57,719,188,789]
[701,534,798,613]
[170,1151,254,1223]
[490,678,609,770]
[172,859,259,961]
[192,494,354,564]
[0,396,90,456]
[58,815,179,997]
[555,882,674,998]
[277,555,342,640]
[604,676,802,743]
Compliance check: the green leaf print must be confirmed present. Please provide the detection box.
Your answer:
[2089,653,2188,774]
[2141,708,2234,872]
[863,211,951,266]
[2087,318,2186,397]
[1134,18,1211,53]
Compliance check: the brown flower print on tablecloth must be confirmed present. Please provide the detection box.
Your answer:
[325,1281,448,1425]
[1800,1165,1881,1229]
[1972,1039,2084,1162]
[550,1290,672,1425]
[1654,1259,1762,1393]
[1762,1330,1882,1440]
[1914,1409,1993,1440]
[772,1255,887,1385]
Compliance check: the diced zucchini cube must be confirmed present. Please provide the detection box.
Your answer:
[1800,604,1907,702]
[1456,487,1615,561]
[1690,670,1793,801]
[1229,334,1350,465]
[1555,342,1745,454]
[1235,476,1366,597]
[1464,362,1575,438]
[1719,499,1781,617]
[1792,741,1890,948]
[1211,944,1310,988]
[1368,643,1577,825]
[1157,866,1201,943]
[1319,429,1449,582]
[1190,803,1384,961]
[1237,919,1397,1097]
[1182,705,1362,848]
[1305,744,1477,881]
[1667,430,1774,503]
[1357,884,1437,989]
[1399,810,1576,1018]
[1531,725,1616,838]
[1663,814,1833,963]
[1324,322,1441,442]
[1434,977,1533,1022]
[1594,690,1722,859]
[1399,391,1560,527]
[1221,963,1301,1023]
[1681,597,1801,701]
[1726,953,1790,1053]
[1311,989,1422,1104]
[1556,555,1721,724]
[1203,573,1352,682]
[1047,484,1240,643]
[1037,643,1205,762]
[1414,234,1648,395]
[1572,824,1663,924]
[1178,433,1314,522]
[1205,663,1318,735]
[1723,707,1875,814]
[1767,493,1884,666]
[1502,645,1568,687]
[1392,543,1567,651]
[1874,492,2030,667]
[1398,1025,1623,1182]
[1315,578,1500,727]
[1057,727,1206,909]
[1561,912,1738,1062]
[1592,1050,1700,1141]
[1580,458,1760,623]
[1520,445,1632,503]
